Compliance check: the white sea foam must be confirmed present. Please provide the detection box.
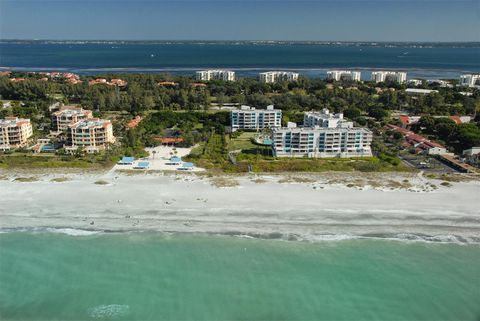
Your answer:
[0,227,100,236]
[45,228,100,236]
[88,304,130,319]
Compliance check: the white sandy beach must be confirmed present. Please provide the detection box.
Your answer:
[1,170,479,243]
[113,146,205,172]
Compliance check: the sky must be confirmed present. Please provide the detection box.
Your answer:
[0,0,479,42]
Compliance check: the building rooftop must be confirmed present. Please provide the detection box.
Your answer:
[387,124,445,149]
[126,116,143,129]
[118,156,135,164]
[0,117,30,127]
[69,118,111,129]
[327,70,360,74]
[181,162,194,168]
[260,71,298,74]
[405,88,439,94]
[197,69,234,73]
[52,107,91,117]
[236,105,279,112]
[305,109,344,120]
[274,126,372,133]
[135,161,150,169]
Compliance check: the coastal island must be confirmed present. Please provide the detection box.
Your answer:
[0,68,479,243]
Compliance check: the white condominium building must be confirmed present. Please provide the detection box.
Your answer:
[459,74,480,88]
[326,70,361,82]
[231,105,282,131]
[405,88,439,96]
[273,126,373,158]
[195,70,236,81]
[371,71,407,84]
[407,79,423,86]
[67,118,115,153]
[0,117,33,149]
[259,71,299,83]
[303,109,353,129]
[51,107,93,132]
[427,79,452,88]
[273,108,372,158]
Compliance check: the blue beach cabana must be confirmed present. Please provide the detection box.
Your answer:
[167,156,182,165]
[178,162,194,171]
[134,161,150,169]
[118,156,135,165]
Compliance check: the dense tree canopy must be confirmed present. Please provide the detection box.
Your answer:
[2,73,478,117]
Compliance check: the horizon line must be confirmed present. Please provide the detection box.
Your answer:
[1,39,480,44]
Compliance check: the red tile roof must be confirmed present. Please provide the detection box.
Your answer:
[386,124,413,135]
[387,124,445,150]
[449,116,462,124]
[406,133,445,149]
[126,116,143,129]
[399,115,410,125]
[155,137,184,144]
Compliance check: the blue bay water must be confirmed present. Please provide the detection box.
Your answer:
[0,232,479,321]
[1,44,479,79]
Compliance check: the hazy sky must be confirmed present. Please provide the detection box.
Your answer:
[0,0,479,41]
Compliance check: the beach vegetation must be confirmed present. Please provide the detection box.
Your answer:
[209,177,240,188]
[278,176,316,183]
[14,176,39,182]
[94,180,110,185]
[0,154,107,169]
[50,177,71,182]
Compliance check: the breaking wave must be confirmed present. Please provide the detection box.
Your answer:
[88,304,130,319]
[1,227,479,245]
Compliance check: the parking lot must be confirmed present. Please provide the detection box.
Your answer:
[399,152,457,174]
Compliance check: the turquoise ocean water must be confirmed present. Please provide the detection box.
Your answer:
[1,232,479,321]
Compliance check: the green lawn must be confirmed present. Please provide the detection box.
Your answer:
[224,156,412,173]
[47,93,65,100]
[226,132,257,151]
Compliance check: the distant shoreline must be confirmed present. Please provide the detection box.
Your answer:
[2,39,480,48]
[1,66,475,78]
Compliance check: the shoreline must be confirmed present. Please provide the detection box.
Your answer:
[2,226,479,245]
[1,169,479,244]
[2,66,478,78]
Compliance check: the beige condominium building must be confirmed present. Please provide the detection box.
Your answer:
[273,109,372,158]
[0,117,33,150]
[66,118,115,153]
[259,71,299,83]
[51,107,93,132]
